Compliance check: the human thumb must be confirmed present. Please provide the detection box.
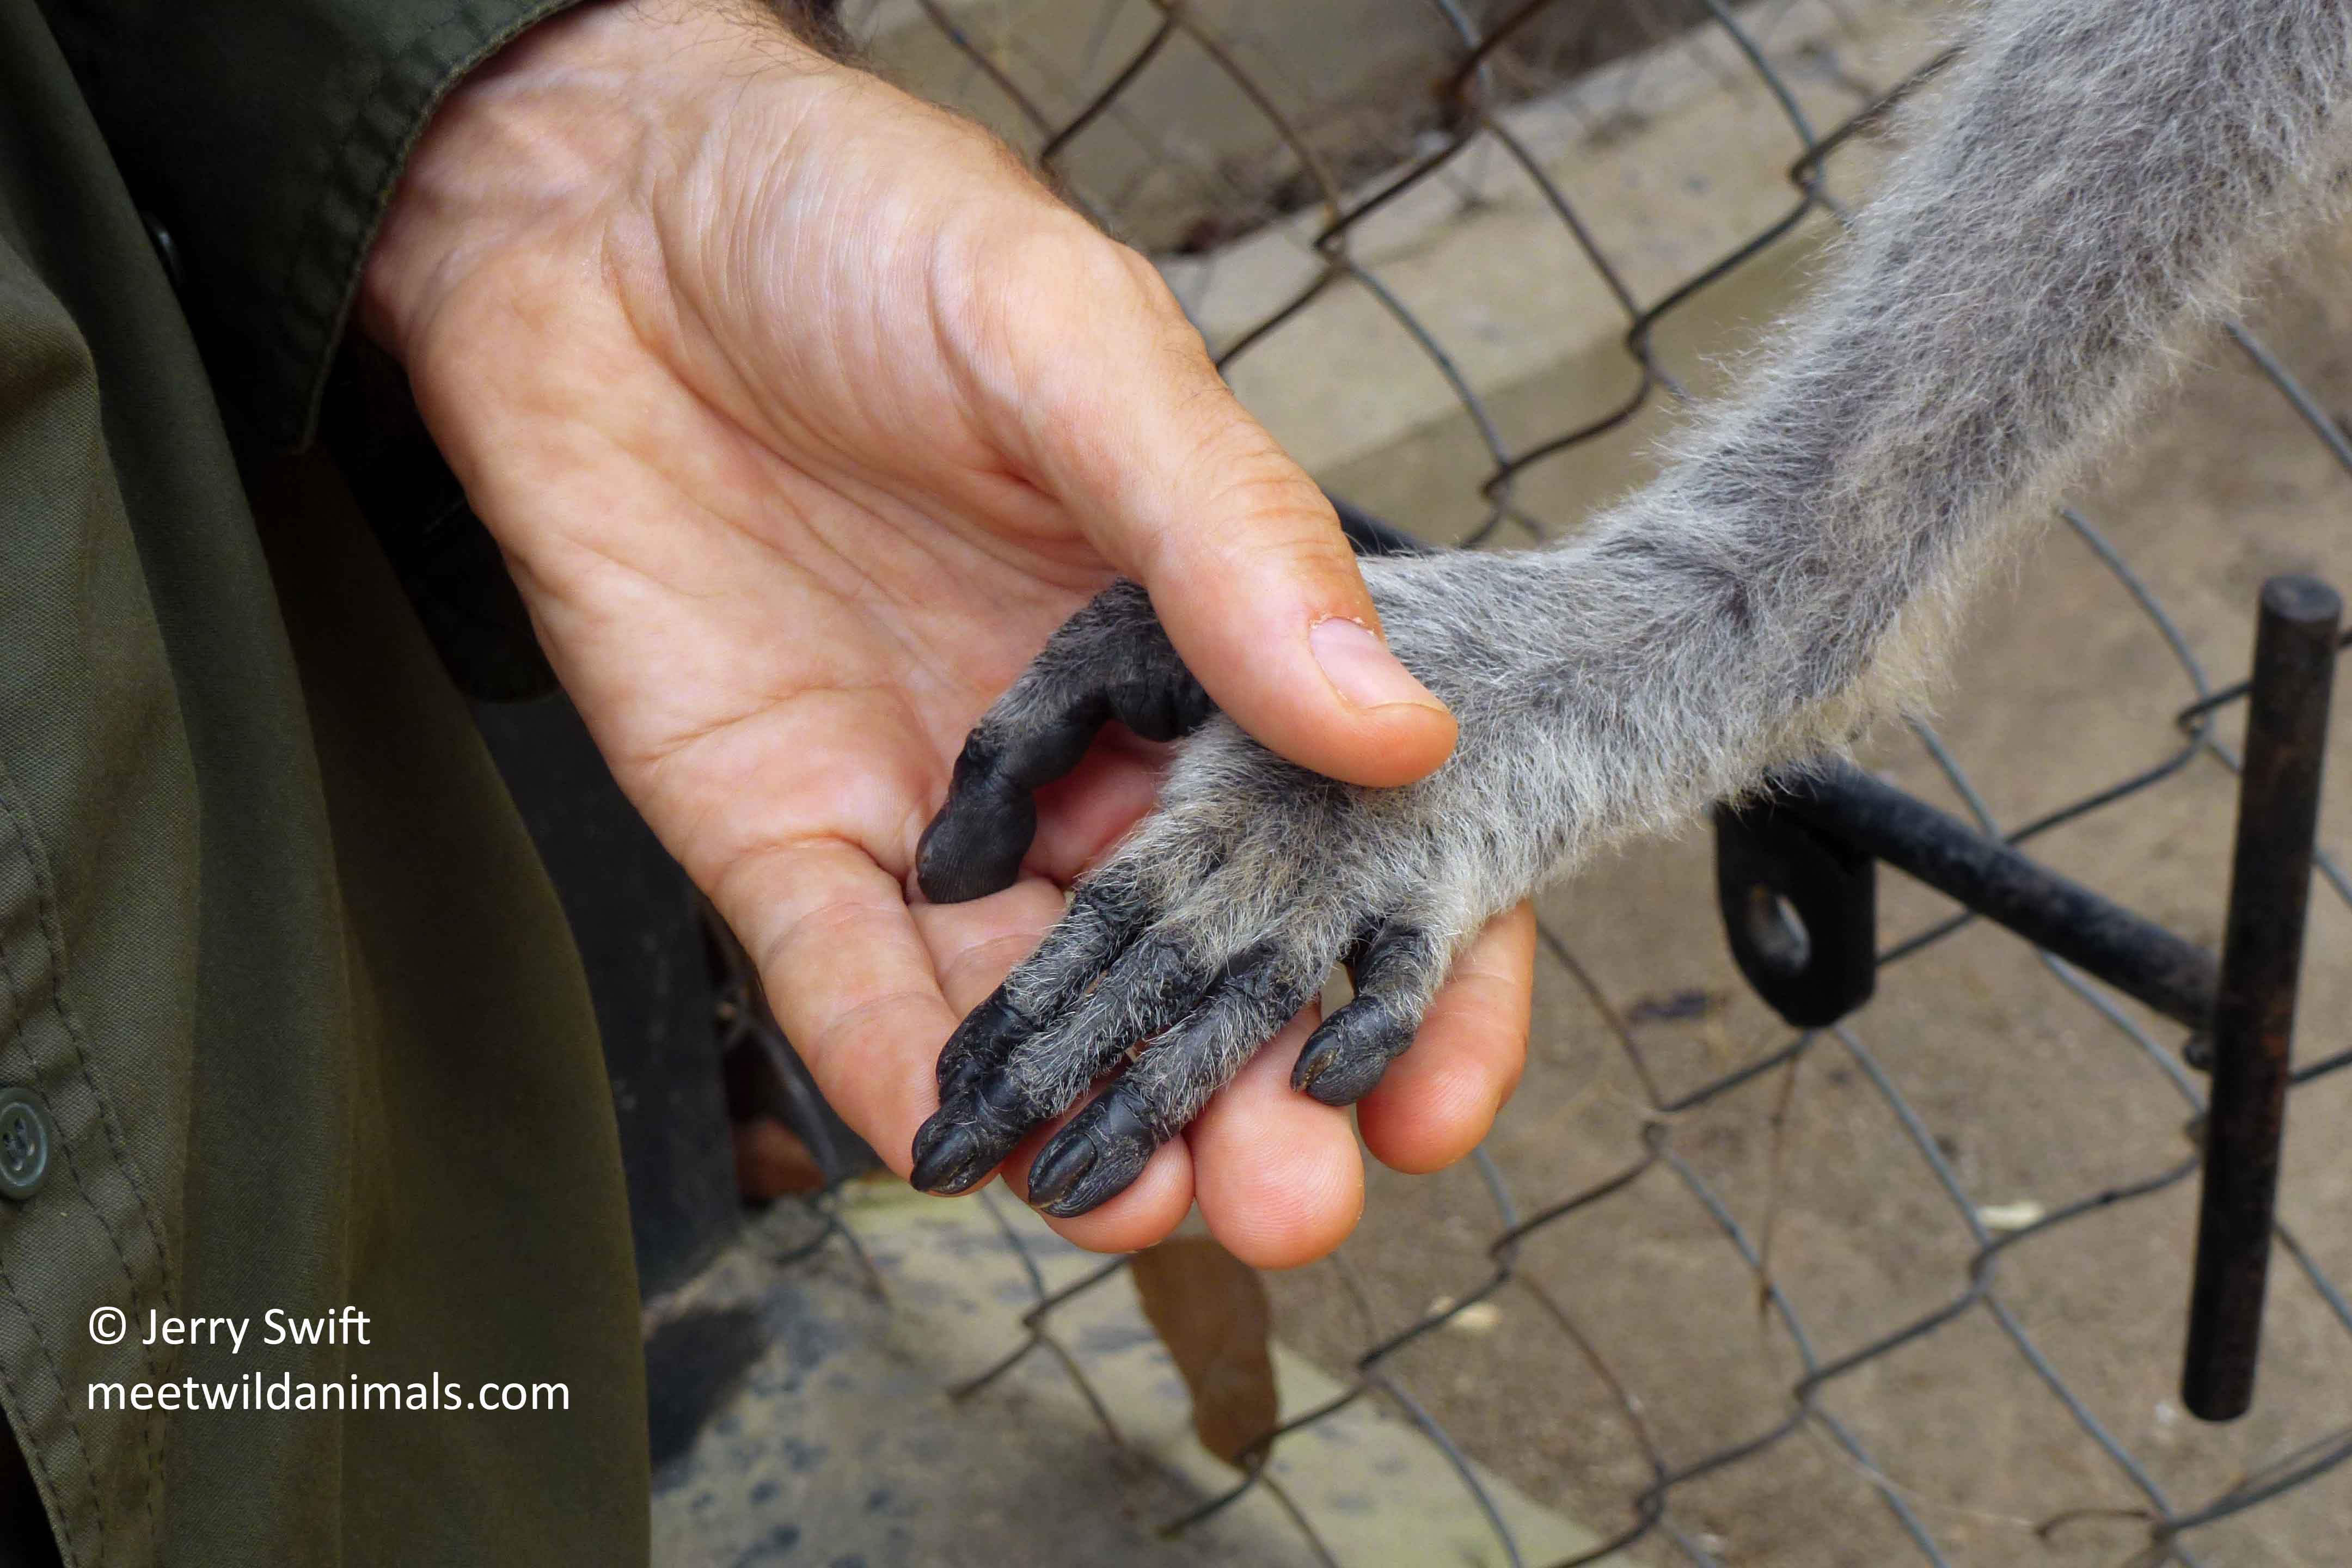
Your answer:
[1016,258,1458,789]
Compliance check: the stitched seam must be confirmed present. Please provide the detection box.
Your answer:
[0,780,175,1290]
[266,0,585,445]
[0,782,167,1551]
[0,936,163,1555]
[0,1229,110,1562]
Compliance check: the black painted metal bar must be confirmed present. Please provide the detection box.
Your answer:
[1768,763,2221,1030]
[2183,574,2342,1422]
[1713,800,1878,1028]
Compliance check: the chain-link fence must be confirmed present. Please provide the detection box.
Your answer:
[765,2,2352,1563]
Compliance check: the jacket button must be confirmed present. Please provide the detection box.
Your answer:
[0,1092,53,1200]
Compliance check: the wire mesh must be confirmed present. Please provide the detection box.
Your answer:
[773,2,2352,1562]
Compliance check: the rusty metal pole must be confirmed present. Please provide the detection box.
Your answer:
[2183,574,2341,1422]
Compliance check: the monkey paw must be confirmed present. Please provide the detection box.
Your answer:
[907,568,1539,1216]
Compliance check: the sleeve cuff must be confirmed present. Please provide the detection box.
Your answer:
[47,0,589,449]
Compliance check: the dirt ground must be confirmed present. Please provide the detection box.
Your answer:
[1260,225,2352,1566]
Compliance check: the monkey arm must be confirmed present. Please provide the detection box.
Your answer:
[908,0,2352,1213]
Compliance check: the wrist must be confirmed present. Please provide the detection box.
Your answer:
[359,1,840,370]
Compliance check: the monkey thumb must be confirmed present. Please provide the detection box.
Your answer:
[1033,332,1457,788]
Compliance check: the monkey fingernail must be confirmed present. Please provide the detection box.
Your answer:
[1025,1135,1096,1210]
[909,1118,995,1195]
[1030,1098,1157,1217]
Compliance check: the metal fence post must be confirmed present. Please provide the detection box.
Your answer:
[2182,573,2342,1421]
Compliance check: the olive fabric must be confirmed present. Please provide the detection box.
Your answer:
[0,1,650,1564]
[36,0,589,449]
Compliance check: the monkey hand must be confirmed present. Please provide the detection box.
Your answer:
[908,558,1568,1216]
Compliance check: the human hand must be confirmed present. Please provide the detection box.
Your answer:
[360,0,1534,1265]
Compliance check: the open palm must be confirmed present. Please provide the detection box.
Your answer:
[362,2,1533,1265]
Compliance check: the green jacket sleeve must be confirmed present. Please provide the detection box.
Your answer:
[33,0,585,449]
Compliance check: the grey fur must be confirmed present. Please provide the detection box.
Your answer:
[914,0,2352,1210]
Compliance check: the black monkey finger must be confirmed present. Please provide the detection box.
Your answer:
[912,930,1218,1196]
[908,1069,1042,1197]
[1022,1087,1159,1218]
[916,583,1214,905]
[915,717,1089,904]
[932,881,1147,1099]
[1027,947,1323,1217]
[1291,921,1445,1106]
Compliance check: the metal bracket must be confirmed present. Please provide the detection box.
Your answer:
[1712,758,2222,1034]
[1713,799,1877,1028]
